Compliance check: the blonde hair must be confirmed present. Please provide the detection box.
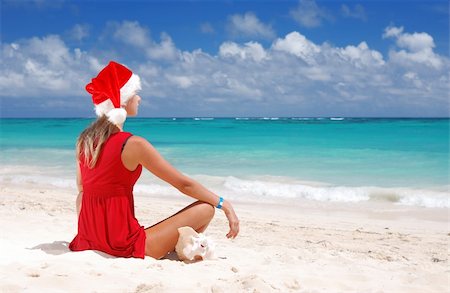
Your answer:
[76,116,119,169]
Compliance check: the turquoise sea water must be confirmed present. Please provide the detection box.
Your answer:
[1,118,449,207]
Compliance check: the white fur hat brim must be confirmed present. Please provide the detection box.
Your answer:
[120,73,141,105]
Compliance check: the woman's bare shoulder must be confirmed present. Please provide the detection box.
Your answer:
[126,135,154,151]
[128,135,147,143]
[127,134,155,144]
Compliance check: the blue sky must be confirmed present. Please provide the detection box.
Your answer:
[1,0,449,117]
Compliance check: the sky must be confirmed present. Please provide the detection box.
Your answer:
[1,0,449,118]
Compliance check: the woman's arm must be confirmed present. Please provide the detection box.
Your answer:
[122,136,239,238]
[76,162,83,217]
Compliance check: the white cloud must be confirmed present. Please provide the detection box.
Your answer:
[112,21,179,61]
[272,31,321,64]
[226,12,275,39]
[219,41,268,62]
[113,21,151,48]
[290,0,332,28]
[166,74,193,89]
[69,24,90,41]
[1,35,99,98]
[390,49,442,69]
[146,32,179,61]
[383,26,443,69]
[403,72,425,89]
[338,42,385,68]
[1,24,448,117]
[341,4,367,21]
[383,26,404,38]
[142,29,446,115]
[24,59,67,91]
[302,66,330,81]
[396,32,435,52]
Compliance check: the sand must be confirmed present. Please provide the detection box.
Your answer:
[0,182,448,292]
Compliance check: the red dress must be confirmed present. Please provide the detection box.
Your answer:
[69,132,146,258]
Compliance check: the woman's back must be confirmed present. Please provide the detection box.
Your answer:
[69,131,146,258]
[81,131,141,192]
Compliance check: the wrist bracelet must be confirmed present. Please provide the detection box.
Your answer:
[216,197,224,209]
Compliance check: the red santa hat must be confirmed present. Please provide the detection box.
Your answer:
[85,61,141,125]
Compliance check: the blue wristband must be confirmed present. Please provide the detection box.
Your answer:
[216,197,224,209]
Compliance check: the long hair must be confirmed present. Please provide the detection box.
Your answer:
[76,116,119,169]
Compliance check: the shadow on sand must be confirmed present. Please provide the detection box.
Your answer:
[29,241,115,258]
[29,241,71,255]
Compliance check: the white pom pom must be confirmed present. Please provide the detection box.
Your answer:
[106,108,127,125]
[95,99,114,117]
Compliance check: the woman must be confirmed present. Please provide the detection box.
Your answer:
[69,61,239,260]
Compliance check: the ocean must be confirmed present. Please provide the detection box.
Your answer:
[1,117,448,208]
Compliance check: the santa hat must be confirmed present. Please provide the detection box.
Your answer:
[85,61,141,125]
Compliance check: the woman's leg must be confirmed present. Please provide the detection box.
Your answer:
[144,201,215,259]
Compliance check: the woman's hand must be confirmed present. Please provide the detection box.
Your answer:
[222,200,239,238]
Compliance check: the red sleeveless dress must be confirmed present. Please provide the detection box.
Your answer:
[69,132,146,258]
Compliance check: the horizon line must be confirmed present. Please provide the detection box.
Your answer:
[1,116,449,119]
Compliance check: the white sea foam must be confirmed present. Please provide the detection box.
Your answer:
[1,171,448,208]
[223,176,369,202]
[0,174,76,189]
[397,190,450,208]
[330,117,345,120]
[222,176,450,208]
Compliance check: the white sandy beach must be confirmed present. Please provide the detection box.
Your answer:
[0,182,448,293]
